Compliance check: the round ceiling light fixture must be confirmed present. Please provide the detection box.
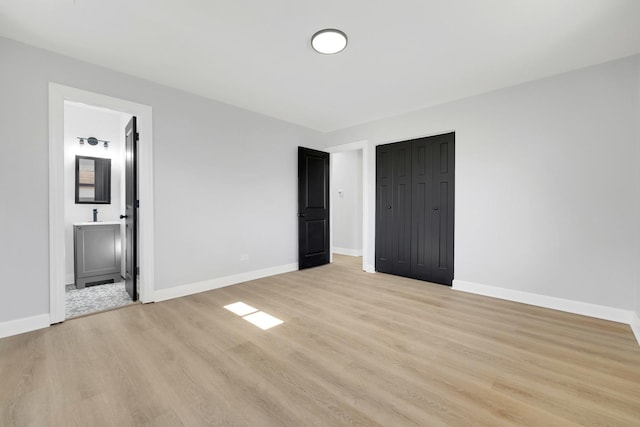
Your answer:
[311,29,348,54]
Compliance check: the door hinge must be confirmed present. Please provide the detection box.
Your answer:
[136,266,140,276]
[135,132,140,142]
[136,200,140,208]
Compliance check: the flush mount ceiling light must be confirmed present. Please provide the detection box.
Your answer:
[311,29,348,54]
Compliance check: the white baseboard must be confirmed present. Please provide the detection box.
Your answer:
[154,263,299,303]
[364,264,375,273]
[332,247,363,257]
[630,313,640,346]
[452,279,636,325]
[0,314,50,339]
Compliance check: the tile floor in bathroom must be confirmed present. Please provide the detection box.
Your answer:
[65,281,135,318]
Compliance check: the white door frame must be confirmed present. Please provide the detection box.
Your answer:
[48,83,155,323]
[326,140,374,273]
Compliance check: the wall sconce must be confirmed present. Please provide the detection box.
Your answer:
[78,136,109,149]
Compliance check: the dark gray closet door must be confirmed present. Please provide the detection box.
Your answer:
[375,144,394,273]
[375,133,455,286]
[375,141,412,277]
[391,141,413,277]
[411,133,455,284]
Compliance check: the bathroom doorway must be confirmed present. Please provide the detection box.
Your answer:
[48,84,155,323]
[62,102,133,318]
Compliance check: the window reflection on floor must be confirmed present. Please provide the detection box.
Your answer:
[224,301,284,330]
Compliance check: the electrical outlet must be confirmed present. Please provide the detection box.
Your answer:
[240,254,249,262]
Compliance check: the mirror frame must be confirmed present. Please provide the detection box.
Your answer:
[75,155,111,204]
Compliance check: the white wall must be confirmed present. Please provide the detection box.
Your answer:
[63,103,128,284]
[636,63,640,324]
[323,54,640,312]
[0,36,323,325]
[331,150,362,255]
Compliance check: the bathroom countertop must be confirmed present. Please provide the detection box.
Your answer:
[73,221,121,226]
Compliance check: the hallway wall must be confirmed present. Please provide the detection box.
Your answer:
[331,150,363,255]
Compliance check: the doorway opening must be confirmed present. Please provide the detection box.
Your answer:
[63,101,134,318]
[327,140,372,273]
[49,84,155,323]
[331,150,363,256]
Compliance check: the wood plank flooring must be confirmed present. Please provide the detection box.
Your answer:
[1,254,639,426]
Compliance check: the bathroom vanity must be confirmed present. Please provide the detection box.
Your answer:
[74,222,122,288]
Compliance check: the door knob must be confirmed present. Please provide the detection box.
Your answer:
[433,207,439,210]
[298,213,307,217]
[120,215,129,219]
[387,205,392,209]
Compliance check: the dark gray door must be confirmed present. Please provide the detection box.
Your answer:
[375,133,455,285]
[375,141,412,277]
[123,116,138,300]
[411,133,455,284]
[298,147,330,269]
[375,144,394,273]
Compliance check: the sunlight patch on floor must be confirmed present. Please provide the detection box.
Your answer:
[224,301,283,330]
[224,301,258,316]
[242,311,284,330]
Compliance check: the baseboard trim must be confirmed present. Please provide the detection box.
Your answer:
[332,247,363,257]
[154,263,299,303]
[0,314,51,339]
[364,264,375,273]
[452,279,635,325]
[630,313,640,346]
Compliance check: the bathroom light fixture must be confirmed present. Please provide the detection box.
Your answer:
[77,136,110,149]
[311,29,348,54]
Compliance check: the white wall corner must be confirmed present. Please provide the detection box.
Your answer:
[332,247,363,257]
[630,313,640,346]
[452,279,635,325]
[153,263,298,302]
[0,314,50,339]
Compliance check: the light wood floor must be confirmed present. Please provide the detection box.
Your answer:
[1,255,639,426]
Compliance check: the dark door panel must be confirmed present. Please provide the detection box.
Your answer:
[411,137,433,279]
[376,133,455,285]
[376,141,412,277]
[390,141,412,277]
[376,183,393,272]
[376,145,393,273]
[432,135,455,284]
[124,116,138,300]
[298,147,330,269]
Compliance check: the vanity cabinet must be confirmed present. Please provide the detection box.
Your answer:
[74,222,122,288]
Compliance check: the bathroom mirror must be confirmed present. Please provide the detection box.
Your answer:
[75,155,111,204]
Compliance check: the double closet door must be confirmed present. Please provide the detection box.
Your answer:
[376,132,455,285]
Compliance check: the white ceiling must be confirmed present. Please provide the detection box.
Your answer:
[2,0,640,132]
